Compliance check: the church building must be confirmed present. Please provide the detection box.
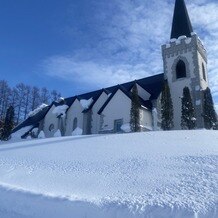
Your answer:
[13,0,210,138]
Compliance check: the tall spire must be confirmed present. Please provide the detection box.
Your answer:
[170,0,193,39]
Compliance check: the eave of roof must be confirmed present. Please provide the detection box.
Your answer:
[12,105,51,133]
[54,73,164,114]
[97,84,152,115]
[98,84,131,114]
[82,89,109,113]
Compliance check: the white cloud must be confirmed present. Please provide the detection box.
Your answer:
[43,55,152,88]
[188,1,218,101]
[42,0,218,105]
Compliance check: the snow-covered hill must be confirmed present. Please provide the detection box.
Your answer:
[0,130,217,218]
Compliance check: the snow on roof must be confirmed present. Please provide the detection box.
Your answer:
[52,105,69,117]
[62,74,164,110]
[11,126,33,139]
[55,97,65,103]
[80,98,93,109]
[28,104,48,118]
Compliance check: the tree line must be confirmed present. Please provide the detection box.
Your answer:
[0,80,61,127]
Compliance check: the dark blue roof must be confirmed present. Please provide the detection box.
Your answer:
[12,73,164,135]
[12,105,51,136]
[171,0,193,39]
[53,73,163,108]
[97,83,154,115]
[82,89,110,113]
[98,84,132,114]
[52,73,164,112]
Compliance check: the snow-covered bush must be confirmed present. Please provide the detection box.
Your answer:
[54,129,62,137]
[121,123,131,133]
[30,128,39,138]
[72,127,83,136]
[38,131,45,139]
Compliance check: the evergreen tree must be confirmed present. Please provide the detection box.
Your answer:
[1,106,14,141]
[130,83,141,132]
[181,87,196,129]
[161,81,174,130]
[202,87,217,129]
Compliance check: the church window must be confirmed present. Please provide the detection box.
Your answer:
[202,63,206,81]
[114,119,123,133]
[176,60,186,79]
[73,117,78,131]
[49,124,54,132]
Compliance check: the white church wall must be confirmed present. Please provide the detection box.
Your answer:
[100,90,131,132]
[197,51,208,90]
[43,105,59,138]
[91,92,108,134]
[140,108,153,131]
[65,99,84,136]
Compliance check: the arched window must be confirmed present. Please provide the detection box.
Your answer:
[176,60,186,79]
[202,63,206,81]
[73,117,77,131]
[49,124,54,132]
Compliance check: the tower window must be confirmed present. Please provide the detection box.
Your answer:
[202,63,206,81]
[176,60,186,79]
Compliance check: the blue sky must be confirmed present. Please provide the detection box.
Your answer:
[0,0,218,110]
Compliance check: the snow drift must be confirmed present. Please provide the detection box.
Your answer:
[0,130,217,218]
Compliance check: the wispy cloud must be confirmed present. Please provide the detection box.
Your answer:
[42,0,218,105]
[43,55,152,88]
[42,0,171,88]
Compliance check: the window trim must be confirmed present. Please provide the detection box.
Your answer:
[49,123,55,132]
[176,60,186,79]
[202,63,206,81]
[73,117,78,131]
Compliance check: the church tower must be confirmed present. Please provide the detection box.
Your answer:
[162,0,208,129]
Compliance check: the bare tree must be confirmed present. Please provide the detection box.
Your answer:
[31,86,41,111]
[40,87,50,104]
[0,80,61,125]
[23,85,31,119]
[0,80,11,120]
[51,90,61,102]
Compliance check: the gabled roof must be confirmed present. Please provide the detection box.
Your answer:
[170,0,193,39]
[97,84,153,115]
[82,89,110,113]
[46,73,164,117]
[132,74,164,100]
[97,84,132,115]
[52,74,164,113]
[12,105,51,134]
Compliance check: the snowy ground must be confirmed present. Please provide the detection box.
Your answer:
[0,130,217,218]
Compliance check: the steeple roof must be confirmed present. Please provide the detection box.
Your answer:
[170,0,193,39]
